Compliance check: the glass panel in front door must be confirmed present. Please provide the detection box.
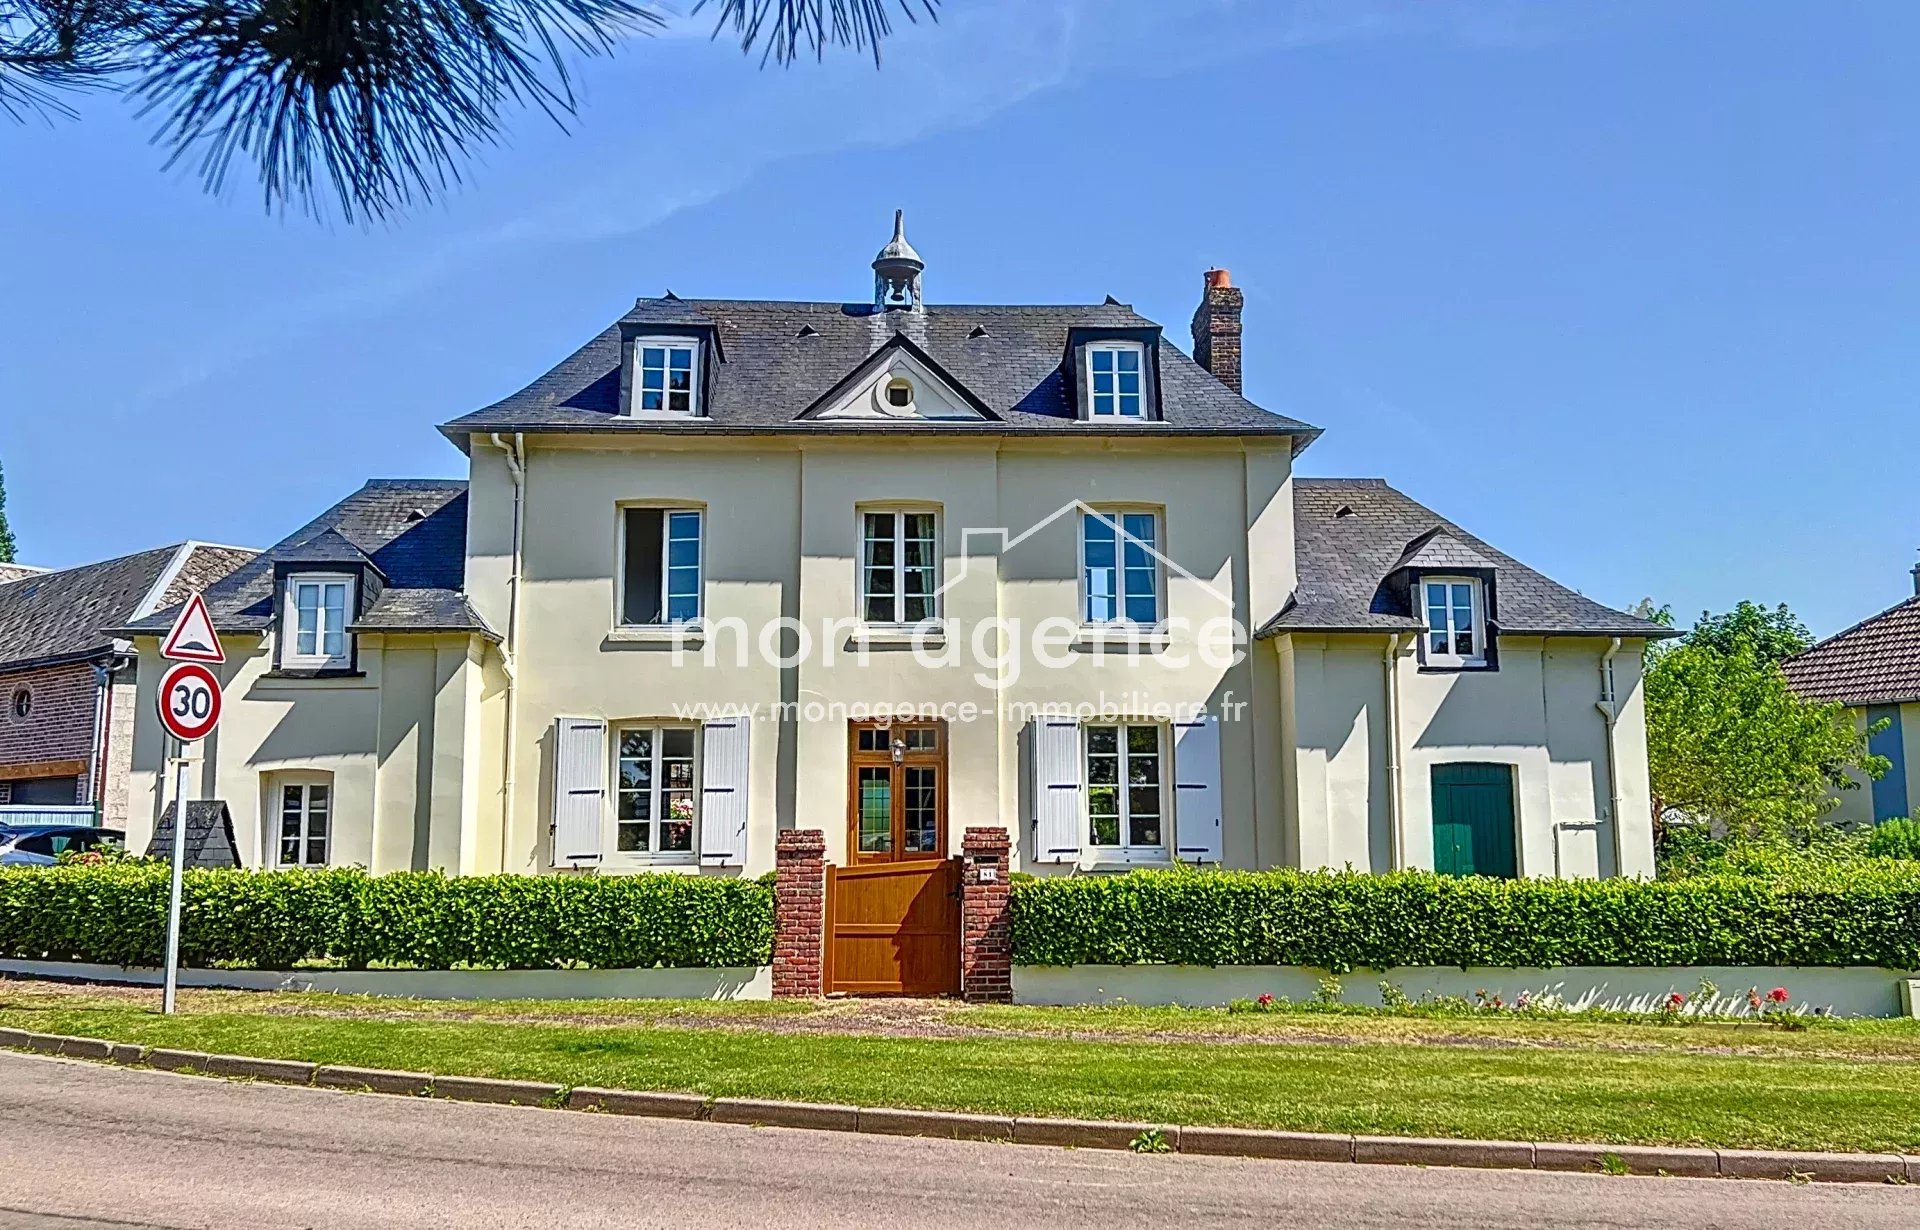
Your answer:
[904,766,939,854]
[857,767,893,854]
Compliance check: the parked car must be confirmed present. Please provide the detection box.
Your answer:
[0,826,126,867]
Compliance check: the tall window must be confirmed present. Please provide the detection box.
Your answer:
[276,782,330,867]
[1424,577,1485,667]
[1088,343,1145,418]
[634,339,698,414]
[615,726,697,857]
[284,575,352,668]
[621,508,703,625]
[860,510,939,625]
[1082,510,1161,625]
[1085,723,1164,854]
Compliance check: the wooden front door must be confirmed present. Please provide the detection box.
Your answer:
[826,858,961,996]
[1431,762,1518,878]
[846,720,947,864]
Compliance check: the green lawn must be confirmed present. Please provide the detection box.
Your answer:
[5,987,1920,1153]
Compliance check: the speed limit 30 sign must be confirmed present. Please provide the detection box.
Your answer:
[156,661,222,743]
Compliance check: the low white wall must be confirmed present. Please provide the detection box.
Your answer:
[1014,964,1920,1019]
[0,959,772,1002]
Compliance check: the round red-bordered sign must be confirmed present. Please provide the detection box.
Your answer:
[156,661,222,743]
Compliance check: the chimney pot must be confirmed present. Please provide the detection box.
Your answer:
[1910,555,1919,597]
[1191,268,1245,394]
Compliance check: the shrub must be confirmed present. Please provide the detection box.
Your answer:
[1864,817,1920,862]
[1009,866,1920,971]
[0,865,772,970]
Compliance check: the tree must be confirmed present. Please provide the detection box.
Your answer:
[1645,608,1885,844]
[1682,600,1812,666]
[0,459,14,563]
[1,0,936,221]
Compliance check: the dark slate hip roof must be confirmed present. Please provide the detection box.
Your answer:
[439,299,1319,447]
[0,546,182,669]
[1264,478,1672,640]
[115,480,496,641]
[1782,596,1920,706]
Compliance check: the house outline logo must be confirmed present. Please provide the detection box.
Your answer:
[931,500,1236,611]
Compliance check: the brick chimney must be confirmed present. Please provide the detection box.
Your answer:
[1190,268,1244,394]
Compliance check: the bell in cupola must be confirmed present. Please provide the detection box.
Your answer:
[871,210,924,310]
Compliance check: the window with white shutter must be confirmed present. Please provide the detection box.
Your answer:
[700,717,750,866]
[552,717,607,866]
[1029,718,1081,863]
[1172,716,1223,863]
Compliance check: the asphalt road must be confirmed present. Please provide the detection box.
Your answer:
[2,1052,1917,1229]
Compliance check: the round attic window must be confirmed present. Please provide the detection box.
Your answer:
[11,689,29,719]
[884,377,915,411]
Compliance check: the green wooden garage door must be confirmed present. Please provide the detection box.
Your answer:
[1431,763,1517,878]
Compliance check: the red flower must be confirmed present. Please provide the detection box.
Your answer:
[1256,993,1274,1008]
[1666,992,1686,1008]
[1766,987,1790,1004]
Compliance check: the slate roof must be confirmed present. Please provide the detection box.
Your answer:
[440,299,1319,446]
[0,547,188,669]
[1264,479,1672,640]
[117,480,496,641]
[1781,596,1920,706]
[147,800,241,869]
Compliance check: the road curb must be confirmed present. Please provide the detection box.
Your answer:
[204,1054,318,1085]
[430,1075,564,1107]
[1532,1141,1719,1178]
[1,1031,1912,1184]
[710,1097,860,1132]
[314,1064,432,1096]
[567,1087,709,1119]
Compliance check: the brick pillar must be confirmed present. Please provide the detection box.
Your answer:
[773,829,826,998]
[960,826,1013,1003]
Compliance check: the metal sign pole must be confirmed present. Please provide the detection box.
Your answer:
[162,739,190,1015]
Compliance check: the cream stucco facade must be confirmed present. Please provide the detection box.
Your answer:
[124,430,1656,880]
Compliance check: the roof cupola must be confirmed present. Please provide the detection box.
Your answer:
[872,209,924,310]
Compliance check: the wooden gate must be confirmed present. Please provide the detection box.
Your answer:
[825,857,961,996]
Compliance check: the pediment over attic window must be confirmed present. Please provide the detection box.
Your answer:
[799,334,996,423]
[1390,527,1498,574]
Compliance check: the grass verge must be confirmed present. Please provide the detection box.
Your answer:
[3,987,1919,1153]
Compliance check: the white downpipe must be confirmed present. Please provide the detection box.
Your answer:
[1384,632,1407,869]
[1597,637,1625,877]
[490,433,526,869]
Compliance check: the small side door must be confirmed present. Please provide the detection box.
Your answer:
[1430,763,1517,878]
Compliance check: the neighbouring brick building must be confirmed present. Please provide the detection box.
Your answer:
[0,543,253,823]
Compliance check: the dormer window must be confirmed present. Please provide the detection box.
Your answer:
[282,573,354,670]
[1423,576,1486,668]
[634,338,698,414]
[1087,343,1145,418]
[885,378,914,410]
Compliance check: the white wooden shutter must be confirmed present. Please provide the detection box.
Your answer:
[1030,718,1082,863]
[1173,716,1223,864]
[699,717,750,866]
[551,717,607,866]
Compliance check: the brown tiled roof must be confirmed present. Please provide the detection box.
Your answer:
[1782,596,1920,706]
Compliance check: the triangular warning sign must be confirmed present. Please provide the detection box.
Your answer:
[160,592,225,664]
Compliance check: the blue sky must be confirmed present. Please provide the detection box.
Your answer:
[2,0,1915,636]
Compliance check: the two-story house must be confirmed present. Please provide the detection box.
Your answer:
[1,543,254,825]
[117,217,1666,884]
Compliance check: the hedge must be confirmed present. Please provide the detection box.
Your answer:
[0,865,773,970]
[1009,867,1920,971]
